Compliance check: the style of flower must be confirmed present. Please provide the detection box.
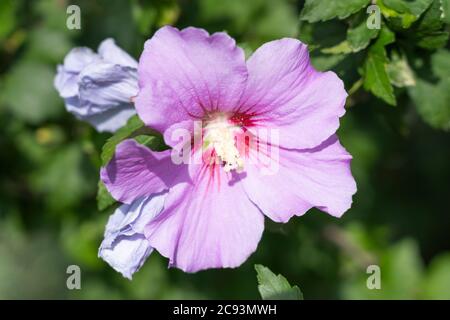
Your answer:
[54,38,137,132]
[100,26,357,277]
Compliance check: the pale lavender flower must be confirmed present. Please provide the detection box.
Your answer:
[54,39,137,132]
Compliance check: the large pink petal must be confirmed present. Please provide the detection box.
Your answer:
[238,38,347,149]
[100,139,187,204]
[241,136,357,222]
[136,26,248,133]
[144,163,265,272]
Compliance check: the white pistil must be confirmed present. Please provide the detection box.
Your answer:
[203,115,244,172]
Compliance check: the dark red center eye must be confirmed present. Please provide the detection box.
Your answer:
[230,112,256,127]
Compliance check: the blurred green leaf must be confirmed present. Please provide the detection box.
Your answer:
[131,0,180,34]
[362,27,397,105]
[0,220,68,299]
[409,49,450,130]
[0,0,16,41]
[300,0,370,23]
[35,0,77,35]
[387,51,416,87]
[30,144,94,210]
[431,49,450,79]
[341,238,424,299]
[382,240,424,299]
[131,0,157,34]
[26,28,72,63]
[409,78,450,130]
[255,264,303,300]
[311,54,348,71]
[249,0,298,42]
[198,0,257,34]
[97,180,116,211]
[1,61,62,123]
[442,0,450,23]
[156,1,180,27]
[61,218,105,269]
[416,31,449,49]
[15,128,59,165]
[198,0,297,45]
[422,253,450,299]
[123,256,169,299]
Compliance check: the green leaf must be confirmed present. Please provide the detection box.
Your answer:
[134,134,168,151]
[97,180,116,211]
[300,0,370,23]
[341,236,425,299]
[0,0,16,41]
[383,240,424,299]
[414,0,449,49]
[373,25,396,47]
[383,0,433,17]
[380,0,433,27]
[362,28,397,105]
[417,31,449,49]
[255,264,303,300]
[387,51,416,87]
[100,115,144,166]
[347,18,380,52]
[409,78,450,130]
[409,49,449,130]
[431,49,450,79]
[321,41,352,54]
[442,0,450,23]
[0,61,63,124]
[415,0,445,32]
[311,54,347,71]
[299,19,348,49]
[422,253,450,299]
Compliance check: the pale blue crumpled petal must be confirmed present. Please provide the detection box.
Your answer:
[98,194,166,279]
[78,63,138,115]
[97,38,138,69]
[87,107,136,133]
[63,47,98,72]
[54,39,137,132]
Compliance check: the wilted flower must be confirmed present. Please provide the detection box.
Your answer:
[99,194,166,279]
[54,39,137,132]
[100,26,357,276]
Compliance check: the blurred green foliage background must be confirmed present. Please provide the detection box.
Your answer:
[0,0,449,299]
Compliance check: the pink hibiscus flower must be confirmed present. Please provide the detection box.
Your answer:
[100,26,356,275]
